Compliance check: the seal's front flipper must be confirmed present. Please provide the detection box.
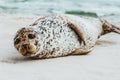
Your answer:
[67,22,86,45]
[71,47,94,55]
[101,20,120,35]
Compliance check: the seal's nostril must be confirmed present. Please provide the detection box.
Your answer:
[22,44,28,50]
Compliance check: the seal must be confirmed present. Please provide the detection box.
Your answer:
[14,14,120,59]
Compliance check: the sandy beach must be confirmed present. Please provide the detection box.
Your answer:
[0,13,120,80]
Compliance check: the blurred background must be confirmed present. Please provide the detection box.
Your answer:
[0,0,120,20]
[0,1,120,80]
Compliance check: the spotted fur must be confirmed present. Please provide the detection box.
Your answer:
[14,14,120,59]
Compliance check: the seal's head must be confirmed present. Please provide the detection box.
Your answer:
[14,28,39,57]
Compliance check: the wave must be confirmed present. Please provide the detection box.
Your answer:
[65,11,98,17]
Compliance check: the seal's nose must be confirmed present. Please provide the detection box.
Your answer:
[22,44,28,50]
[20,43,36,56]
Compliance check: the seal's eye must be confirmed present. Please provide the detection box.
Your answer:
[28,34,35,39]
[15,38,21,44]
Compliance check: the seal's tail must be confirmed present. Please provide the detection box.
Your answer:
[101,20,120,35]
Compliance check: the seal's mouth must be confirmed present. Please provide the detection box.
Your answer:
[19,44,37,57]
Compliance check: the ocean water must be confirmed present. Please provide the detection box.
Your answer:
[0,0,120,19]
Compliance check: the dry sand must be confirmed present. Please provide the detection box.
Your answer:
[0,13,120,80]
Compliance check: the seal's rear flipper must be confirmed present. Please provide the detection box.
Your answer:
[101,20,120,35]
[111,24,120,34]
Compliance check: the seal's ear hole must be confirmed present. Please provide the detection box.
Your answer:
[28,34,35,39]
[15,38,21,44]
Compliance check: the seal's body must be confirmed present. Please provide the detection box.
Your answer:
[14,15,120,58]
